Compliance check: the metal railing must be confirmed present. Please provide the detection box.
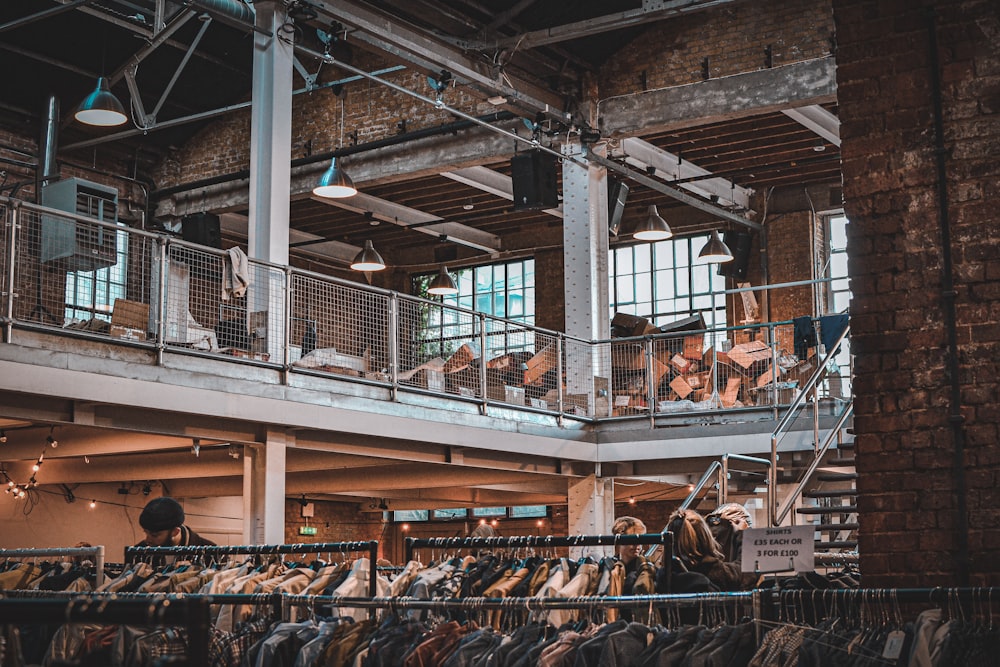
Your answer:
[768,322,852,525]
[1,195,852,426]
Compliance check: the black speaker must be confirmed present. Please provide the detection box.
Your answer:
[608,179,629,236]
[717,230,753,280]
[182,213,222,248]
[511,150,558,211]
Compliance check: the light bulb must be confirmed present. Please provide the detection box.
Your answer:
[89,500,97,509]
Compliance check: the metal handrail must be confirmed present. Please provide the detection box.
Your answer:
[768,321,851,525]
[774,399,854,525]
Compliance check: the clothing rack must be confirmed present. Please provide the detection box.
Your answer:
[0,545,106,587]
[762,585,1000,623]
[124,540,381,597]
[0,594,212,667]
[404,532,673,563]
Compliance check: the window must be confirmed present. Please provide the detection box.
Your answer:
[64,227,129,323]
[390,506,549,522]
[825,213,850,315]
[609,233,727,330]
[822,212,852,393]
[413,258,535,361]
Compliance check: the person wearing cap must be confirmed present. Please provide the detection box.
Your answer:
[136,496,216,547]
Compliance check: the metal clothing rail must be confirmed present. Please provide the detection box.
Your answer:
[285,590,755,612]
[124,540,380,597]
[0,545,106,587]
[404,532,672,563]
[0,595,212,667]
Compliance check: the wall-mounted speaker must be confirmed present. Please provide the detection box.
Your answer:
[717,230,754,280]
[181,212,222,249]
[511,150,558,211]
[608,179,629,236]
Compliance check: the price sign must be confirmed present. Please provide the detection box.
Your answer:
[740,525,815,573]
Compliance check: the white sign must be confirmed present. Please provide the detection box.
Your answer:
[741,525,815,573]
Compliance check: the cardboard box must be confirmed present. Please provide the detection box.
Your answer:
[720,377,743,407]
[524,343,558,385]
[443,343,479,373]
[670,354,692,373]
[670,375,694,399]
[683,334,704,360]
[504,386,526,405]
[727,340,772,369]
[110,299,149,339]
[109,325,147,341]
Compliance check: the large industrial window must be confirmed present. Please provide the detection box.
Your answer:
[823,212,852,388]
[609,233,727,331]
[413,258,535,360]
[63,227,129,323]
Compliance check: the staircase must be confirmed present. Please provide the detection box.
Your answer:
[796,437,859,553]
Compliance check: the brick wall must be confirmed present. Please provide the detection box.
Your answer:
[599,0,834,97]
[834,0,1000,586]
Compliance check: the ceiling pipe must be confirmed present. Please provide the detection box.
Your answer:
[36,94,59,202]
[187,0,255,24]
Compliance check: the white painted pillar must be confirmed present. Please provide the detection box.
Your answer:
[246,2,292,366]
[567,471,615,558]
[243,429,289,544]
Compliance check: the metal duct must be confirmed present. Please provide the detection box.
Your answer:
[186,0,254,24]
[37,94,59,201]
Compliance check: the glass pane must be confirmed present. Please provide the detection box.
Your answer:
[393,510,428,522]
[616,247,634,274]
[472,506,506,517]
[616,276,634,303]
[634,246,651,273]
[510,505,547,518]
[653,241,673,269]
[432,508,467,519]
[830,215,848,250]
[635,274,652,304]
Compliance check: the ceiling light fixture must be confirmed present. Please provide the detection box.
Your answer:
[633,205,673,241]
[0,431,6,443]
[47,427,58,448]
[695,230,734,264]
[350,240,386,271]
[74,77,128,127]
[312,157,357,198]
[427,265,459,295]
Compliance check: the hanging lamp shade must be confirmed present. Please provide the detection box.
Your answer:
[350,239,386,271]
[74,77,128,126]
[313,157,357,198]
[427,265,459,295]
[633,205,673,241]
[696,230,734,264]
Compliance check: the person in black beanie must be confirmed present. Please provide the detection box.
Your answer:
[136,496,216,547]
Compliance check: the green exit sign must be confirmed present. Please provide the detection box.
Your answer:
[298,526,318,536]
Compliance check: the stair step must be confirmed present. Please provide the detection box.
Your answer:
[837,439,855,450]
[829,457,855,466]
[815,540,858,550]
[810,522,860,532]
[802,489,859,499]
[816,471,858,482]
[796,505,858,515]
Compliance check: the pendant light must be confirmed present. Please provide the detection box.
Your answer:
[350,240,386,271]
[633,205,673,241]
[695,230,734,264]
[427,265,459,295]
[313,157,357,198]
[74,77,128,127]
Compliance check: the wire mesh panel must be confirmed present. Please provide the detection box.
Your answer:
[0,201,11,319]
[289,273,390,380]
[162,242,227,353]
[397,295,481,398]
[13,202,157,342]
[521,330,560,411]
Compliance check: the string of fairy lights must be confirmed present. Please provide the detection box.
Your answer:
[2,427,57,499]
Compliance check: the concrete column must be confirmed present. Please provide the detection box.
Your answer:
[248,2,292,362]
[561,140,612,416]
[248,1,292,266]
[243,429,289,543]
[567,471,615,558]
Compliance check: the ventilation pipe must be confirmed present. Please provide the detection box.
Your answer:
[37,93,59,202]
[188,0,255,24]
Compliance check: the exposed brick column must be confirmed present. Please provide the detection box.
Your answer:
[834,0,1000,586]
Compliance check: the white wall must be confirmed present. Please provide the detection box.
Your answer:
[0,483,244,560]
